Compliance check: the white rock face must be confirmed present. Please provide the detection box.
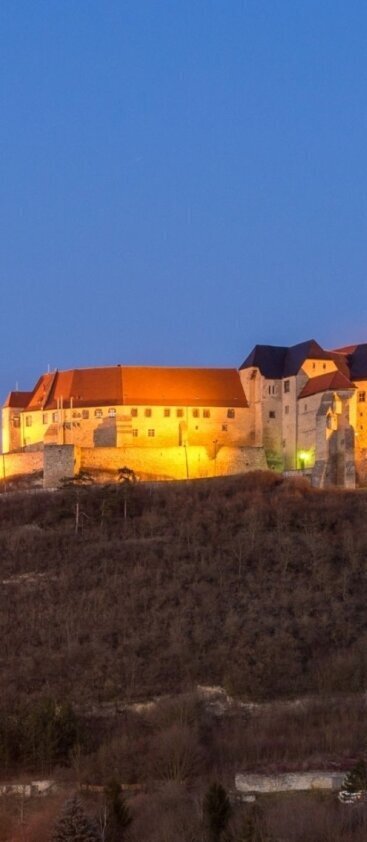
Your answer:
[235,771,346,794]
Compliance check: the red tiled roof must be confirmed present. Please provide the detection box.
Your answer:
[121,367,247,407]
[3,391,32,408]
[298,371,355,400]
[17,366,248,410]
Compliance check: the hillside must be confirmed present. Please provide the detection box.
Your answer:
[0,471,366,707]
[1,473,367,841]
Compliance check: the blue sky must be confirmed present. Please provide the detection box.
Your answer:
[1,1,367,398]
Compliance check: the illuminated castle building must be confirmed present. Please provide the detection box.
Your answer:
[2,339,367,488]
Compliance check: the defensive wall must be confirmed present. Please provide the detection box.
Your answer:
[43,443,267,487]
[0,451,43,481]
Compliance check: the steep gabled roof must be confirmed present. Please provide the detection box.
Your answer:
[298,371,355,399]
[239,345,288,378]
[240,339,338,379]
[12,366,248,410]
[3,391,32,409]
[344,344,367,381]
[121,367,247,407]
[283,340,332,377]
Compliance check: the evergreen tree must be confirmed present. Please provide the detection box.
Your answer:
[104,779,132,841]
[203,782,232,842]
[52,794,100,842]
[343,759,367,793]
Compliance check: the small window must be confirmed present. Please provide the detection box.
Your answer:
[147,428,155,437]
[132,429,138,437]
[52,411,58,423]
[25,415,32,427]
[95,409,103,418]
[42,413,48,425]
[12,415,20,428]
[164,408,171,417]
[145,408,152,417]
[312,362,316,370]
[323,363,326,370]
[108,408,116,417]
[304,404,307,412]
[227,408,235,418]
[64,422,71,430]
[284,406,289,415]
[131,408,138,417]
[176,408,184,418]
[203,409,210,418]
[269,411,276,419]
[192,409,199,418]
[284,380,290,393]
[82,410,89,420]
[358,392,366,403]
[222,424,228,432]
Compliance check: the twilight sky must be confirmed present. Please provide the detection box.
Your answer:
[1,1,367,399]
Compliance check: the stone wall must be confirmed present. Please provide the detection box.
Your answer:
[44,445,81,488]
[80,444,267,481]
[42,443,267,486]
[1,451,43,480]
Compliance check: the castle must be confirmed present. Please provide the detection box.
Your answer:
[2,338,367,488]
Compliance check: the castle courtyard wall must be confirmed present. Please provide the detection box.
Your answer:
[43,443,267,486]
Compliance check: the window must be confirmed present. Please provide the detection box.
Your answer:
[227,408,235,418]
[164,408,171,417]
[145,408,152,417]
[64,422,71,430]
[95,409,103,418]
[176,409,184,418]
[132,429,138,437]
[285,406,289,415]
[25,415,32,427]
[42,413,48,425]
[52,411,58,423]
[203,409,210,418]
[82,410,89,420]
[269,411,276,419]
[131,408,138,417]
[12,415,20,428]
[304,404,307,412]
[222,424,228,432]
[108,408,116,417]
[323,363,327,370]
[147,429,155,437]
[192,409,199,418]
[284,380,290,393]
[359,392,366,403]
[312,362,316,370]
[268,385,276,396]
